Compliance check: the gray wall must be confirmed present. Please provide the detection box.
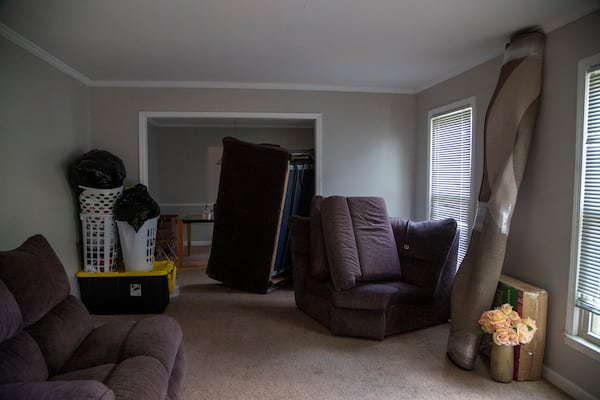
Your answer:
[416,11,600,398]
[5,8,599,396]
[90,88,416,217]
[149,125,314,242]
[0,36,90,293]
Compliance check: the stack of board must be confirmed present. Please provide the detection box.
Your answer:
[482,274,548,381]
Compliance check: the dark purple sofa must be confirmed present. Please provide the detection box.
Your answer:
[0,235,185,400]
[288,196,459,340]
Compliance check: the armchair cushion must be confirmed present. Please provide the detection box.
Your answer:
[0,332,48,383]
[347,197,401,281]
[26,295,94,376]
[0,380,114,400]
[320,196,362,290]
[331,281,429,311]
[0,280,22,342]
[0,235,186,400]
[0,235,70,326]
[320,196,401,291]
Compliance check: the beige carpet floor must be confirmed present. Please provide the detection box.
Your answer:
[98,247,572,400]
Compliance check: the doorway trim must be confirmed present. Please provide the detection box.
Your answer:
[138,111,323,194]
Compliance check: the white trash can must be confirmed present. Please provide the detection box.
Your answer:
[116,216,158,272]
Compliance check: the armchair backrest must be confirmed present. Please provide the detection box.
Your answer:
[0,278,49,384]
[0,235,93,379]
[390,217,459,298]
[316,196,402,291]
[305,196,459,298]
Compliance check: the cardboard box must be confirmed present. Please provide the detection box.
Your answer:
[77,260,176,314]
[493,274,548,381]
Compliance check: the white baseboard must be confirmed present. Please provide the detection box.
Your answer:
[543,365,599,400]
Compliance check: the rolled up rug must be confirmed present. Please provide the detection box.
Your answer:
[447,31,545,370]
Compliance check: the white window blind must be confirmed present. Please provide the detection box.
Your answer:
[577,66,600,315]
[430,106,473,264]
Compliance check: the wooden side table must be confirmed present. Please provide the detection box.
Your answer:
[177,214,214,268]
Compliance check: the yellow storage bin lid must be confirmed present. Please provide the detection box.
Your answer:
[76,260,177,293]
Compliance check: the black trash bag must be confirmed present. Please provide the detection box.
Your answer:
[114,184,160,232]
[69,149,126,190]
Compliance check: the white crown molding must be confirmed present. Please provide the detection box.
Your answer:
[0,22,93,86]
[4,4,596,96]
[0,21,410,94]
[90,79,414,94]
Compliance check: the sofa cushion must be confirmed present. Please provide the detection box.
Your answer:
[309,196,330,279]
[166,346,186,400]
[61,320,136,373]
[51,363,115,382]
[27,295,94,376]
[104,356,169,400]
[0,380,114,400]
[347,197,401,281]
[120,316,182,375]
[320,196,362,290]
[0,280,22,342]
[61,316,181,380]
[0,332,48,383]
[0,235,70,326]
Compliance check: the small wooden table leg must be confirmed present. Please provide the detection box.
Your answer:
[186,222,192,256]
[177,218,183,268]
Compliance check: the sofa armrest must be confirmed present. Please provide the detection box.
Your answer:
[0,381,114,400]
[288,216,310,308]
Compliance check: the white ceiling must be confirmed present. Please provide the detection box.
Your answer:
[1,0,598,93]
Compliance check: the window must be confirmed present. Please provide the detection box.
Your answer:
[567,54,600,359]
[428,99,475,265]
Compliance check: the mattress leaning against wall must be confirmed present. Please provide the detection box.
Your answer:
[206,137,314,293]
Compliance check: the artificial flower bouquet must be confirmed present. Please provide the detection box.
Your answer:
[478,303,538,346]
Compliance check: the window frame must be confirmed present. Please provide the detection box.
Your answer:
[427,97,476,265]
[565,53,600,362]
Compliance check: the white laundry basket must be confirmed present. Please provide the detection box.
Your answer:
[116,217,158,272]
[80,214,119,272]
[79,186,123,214]
[78,186,123,273]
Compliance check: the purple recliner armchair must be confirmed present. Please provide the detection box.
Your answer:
[288,196,459,340]
[0,235,185,400]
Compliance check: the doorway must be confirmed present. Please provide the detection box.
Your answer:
[138,111,322,249]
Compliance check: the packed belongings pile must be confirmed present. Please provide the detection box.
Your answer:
[69,149,160,272]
